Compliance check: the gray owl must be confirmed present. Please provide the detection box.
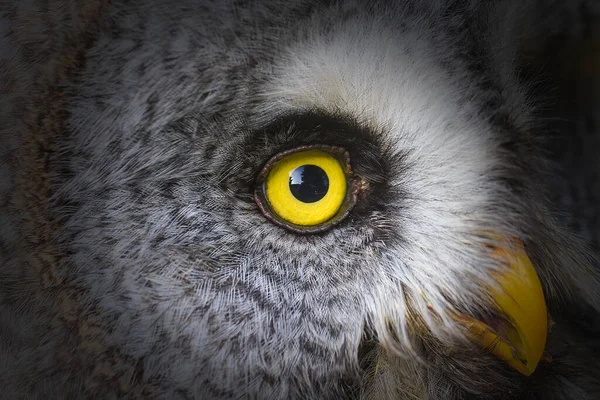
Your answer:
[1,0,600,399]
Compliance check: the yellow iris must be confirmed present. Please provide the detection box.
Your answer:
[265,150,347,226]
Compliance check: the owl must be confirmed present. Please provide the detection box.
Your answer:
[1,0,599,399]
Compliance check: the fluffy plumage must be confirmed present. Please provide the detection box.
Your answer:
[0,0,599,399]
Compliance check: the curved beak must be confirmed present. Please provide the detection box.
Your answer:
[454,239,548,376]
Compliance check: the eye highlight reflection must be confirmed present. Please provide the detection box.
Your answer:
[254,145,359,233]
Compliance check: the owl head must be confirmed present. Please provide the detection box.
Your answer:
[4,0,599,399]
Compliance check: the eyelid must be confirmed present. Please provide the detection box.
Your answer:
[254,144,361,234]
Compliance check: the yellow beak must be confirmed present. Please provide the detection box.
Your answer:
[454,239,548,376]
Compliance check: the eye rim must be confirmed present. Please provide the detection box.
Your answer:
[254,144,361,234]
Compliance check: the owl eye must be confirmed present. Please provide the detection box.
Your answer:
[254,146,358,233]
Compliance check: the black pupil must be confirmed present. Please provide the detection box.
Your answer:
[289,165,329,203]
